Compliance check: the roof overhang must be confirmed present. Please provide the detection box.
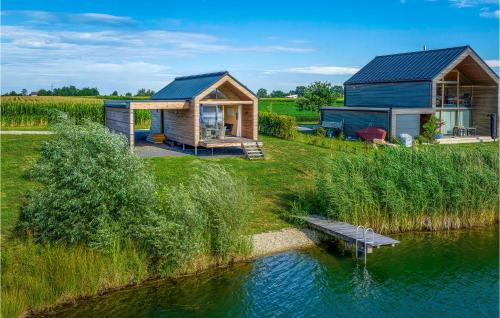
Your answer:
[104,99,190,110]
[432,47,499,85]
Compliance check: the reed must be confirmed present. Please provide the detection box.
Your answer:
[1,238,149,318]
[309,146,499,233]
[0,96,150,127]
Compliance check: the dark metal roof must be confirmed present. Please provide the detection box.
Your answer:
[152,71,228,100]
[344,46,469,85]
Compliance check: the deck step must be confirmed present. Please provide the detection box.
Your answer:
[242,142,265,160]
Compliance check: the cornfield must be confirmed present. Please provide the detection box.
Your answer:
[0,96,151,127]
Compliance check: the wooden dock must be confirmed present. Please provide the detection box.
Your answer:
[303,215,399,254]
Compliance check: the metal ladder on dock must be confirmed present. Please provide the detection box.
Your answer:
[355,226,375,264]
[242,142,265,160]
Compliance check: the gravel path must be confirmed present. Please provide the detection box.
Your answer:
[251,228,321,257]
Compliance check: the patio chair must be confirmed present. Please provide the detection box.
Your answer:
[322,119,344,137]
[224,123,233,135]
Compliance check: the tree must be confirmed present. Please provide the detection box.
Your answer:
[294,86,306,97]
[136,88,155,96]
[296,81,337,115]
[38,89,52,96]
[331,85,343,99]
[257,88,268,98]
[111,91,119,96]
[269,90,286,98]
[21,88,28,96]
[125,92,132,97]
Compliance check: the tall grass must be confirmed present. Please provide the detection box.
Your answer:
[304,146,499,233]
[1,238,149,317]
[0,96,150,127]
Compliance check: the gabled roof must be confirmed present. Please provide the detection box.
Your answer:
[152,71,227,100]
[152,71,257,100]
[345,46,471,85]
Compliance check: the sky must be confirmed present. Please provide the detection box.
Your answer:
[1,0,499,94]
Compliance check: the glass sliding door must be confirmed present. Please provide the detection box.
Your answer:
[200,105,223,140]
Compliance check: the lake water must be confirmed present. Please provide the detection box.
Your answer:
[50,227,498,318]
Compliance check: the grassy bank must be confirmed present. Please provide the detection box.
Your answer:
[1,133,341,317]
[258,98,343,122]
[2,132,498,317]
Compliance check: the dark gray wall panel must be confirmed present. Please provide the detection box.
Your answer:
[345,82,431,107]
[322,109,390,137]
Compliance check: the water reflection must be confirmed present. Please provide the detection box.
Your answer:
[47,227,499,318]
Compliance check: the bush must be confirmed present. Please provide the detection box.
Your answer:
[17,119,156,250]
[17,117,252,275]
[312,127,327,137]
[421,115,439,143]
[139,163,252,274]
[310,146,499,233]
[259,111,297,140]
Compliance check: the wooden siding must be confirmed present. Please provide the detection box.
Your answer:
[345,82,432,108]
[471,86,499,135]
[150,110,161,134]
[105,107,133,146]
[395,114,420,137]
[321,109,390,138]
[241,102,258,140]
[162,107,196,146]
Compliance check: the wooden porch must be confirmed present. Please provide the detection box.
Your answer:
[199,137,261,148]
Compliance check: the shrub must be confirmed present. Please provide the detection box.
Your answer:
[259,111,297,140]
[139,163,252,274]
[17,118,156,250]
[421,115,439,143]
[16,116,252,275]
[312,127,327,137]
[310,146,499,233]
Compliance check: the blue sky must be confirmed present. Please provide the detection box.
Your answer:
[1,0,499,94]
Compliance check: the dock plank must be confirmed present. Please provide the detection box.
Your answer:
[303,215,399,247]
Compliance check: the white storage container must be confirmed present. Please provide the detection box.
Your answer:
[399,133,413,147]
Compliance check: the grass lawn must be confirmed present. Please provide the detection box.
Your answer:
[1,135,48,234]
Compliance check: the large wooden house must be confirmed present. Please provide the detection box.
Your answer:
[104,71,259,153]
[321,46,499,139]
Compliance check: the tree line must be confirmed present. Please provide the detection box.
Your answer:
[2,86,156,97]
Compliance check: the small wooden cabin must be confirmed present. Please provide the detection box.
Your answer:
[321,46,499,139]
[104,71,259,153]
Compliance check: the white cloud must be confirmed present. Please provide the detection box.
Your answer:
[449,0,498,8]
[485,59,500,67]
[2,10,137,26]
[479,7,500,18]
[0,23,314,93]
[287,66,360,75]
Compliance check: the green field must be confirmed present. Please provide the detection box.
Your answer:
[258,98,343,123]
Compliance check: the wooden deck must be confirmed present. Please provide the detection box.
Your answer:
[199,137,261,148]
[303,215,399,248]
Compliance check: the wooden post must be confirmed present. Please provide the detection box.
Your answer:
[129,108,134,151]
